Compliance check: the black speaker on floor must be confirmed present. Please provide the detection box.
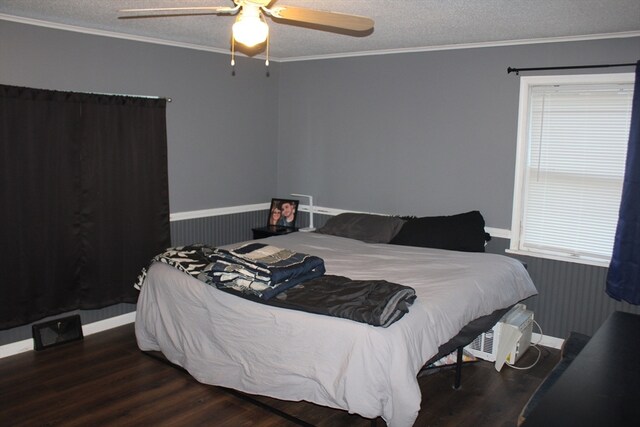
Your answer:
[32,315,83,351]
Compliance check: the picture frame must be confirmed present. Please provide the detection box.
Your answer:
[267,198,299,229]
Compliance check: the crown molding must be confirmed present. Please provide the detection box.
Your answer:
[3,13,639,63]
[0,13,232,56]
[278,31,640,62]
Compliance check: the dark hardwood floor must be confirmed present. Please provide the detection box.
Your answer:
[0,323,559,427]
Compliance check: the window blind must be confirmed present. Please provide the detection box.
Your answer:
[519,82,633,263]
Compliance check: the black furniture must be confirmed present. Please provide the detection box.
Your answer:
[518,332,591,425]
[252,225,298,239]
[523,311,640,426]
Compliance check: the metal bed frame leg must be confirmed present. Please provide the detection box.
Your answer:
[453,346,463,389]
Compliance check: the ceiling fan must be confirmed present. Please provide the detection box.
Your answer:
[119,1,374,56]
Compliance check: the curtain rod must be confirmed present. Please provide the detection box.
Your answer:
[89,91,172,102]
[507,62,637,75]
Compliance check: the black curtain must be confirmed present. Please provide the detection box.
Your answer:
[0,85,170,329]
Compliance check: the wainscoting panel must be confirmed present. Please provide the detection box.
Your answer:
[169,210,330,247]
[486,237,640,339]
[170,209,268,247]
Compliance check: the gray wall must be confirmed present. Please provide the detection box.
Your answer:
[273,37,640,340]
[276,38,640,229]
[0,19,280,212]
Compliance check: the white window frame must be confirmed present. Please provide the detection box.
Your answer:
[509,72,634,267]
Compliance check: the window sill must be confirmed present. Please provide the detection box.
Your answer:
[505,248,610,268]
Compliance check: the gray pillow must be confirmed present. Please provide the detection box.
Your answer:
[316,213,406,243]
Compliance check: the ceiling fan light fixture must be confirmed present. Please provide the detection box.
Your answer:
[232,8,269,47]
[118,2,375,67]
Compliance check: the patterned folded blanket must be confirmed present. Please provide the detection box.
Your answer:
[134,244,214,290]
[135,243,326,300]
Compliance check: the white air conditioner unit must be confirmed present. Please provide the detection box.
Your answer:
[465,304,534,371]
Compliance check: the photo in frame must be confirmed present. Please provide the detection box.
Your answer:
[267,198,299,229]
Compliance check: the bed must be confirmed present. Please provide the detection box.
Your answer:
[135,214,537,427]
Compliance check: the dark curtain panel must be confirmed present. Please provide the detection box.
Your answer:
[606,61,640,305]
[0,85,170,329]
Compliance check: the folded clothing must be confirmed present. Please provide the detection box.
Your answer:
[200,242,326,300]
[220,274,417,327]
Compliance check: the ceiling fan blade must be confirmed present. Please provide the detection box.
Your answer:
[119,6,238,18]
[267,6,374,32]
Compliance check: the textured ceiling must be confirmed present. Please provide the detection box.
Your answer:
[1,0,639,61]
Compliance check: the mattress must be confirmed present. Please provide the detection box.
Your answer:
[135,232,537,427]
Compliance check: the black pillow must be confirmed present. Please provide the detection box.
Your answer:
[316,213,406,243]
[390,211,489,252]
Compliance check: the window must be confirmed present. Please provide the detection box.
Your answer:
[510,73,634,266]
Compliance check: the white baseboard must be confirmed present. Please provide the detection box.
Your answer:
[83,311,136,335]
[0,338,34,359]
[0,311,136,359]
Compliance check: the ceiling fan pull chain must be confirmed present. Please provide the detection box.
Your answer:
[231,38,236,76]
[265,34,270,77]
